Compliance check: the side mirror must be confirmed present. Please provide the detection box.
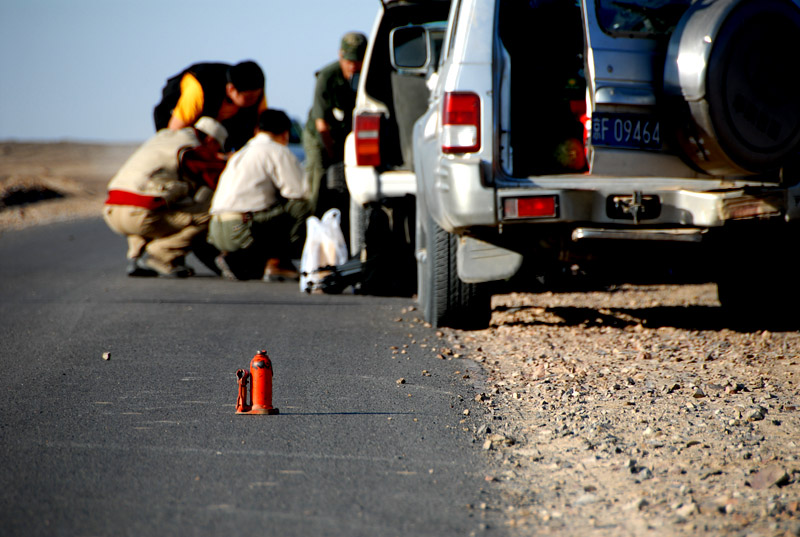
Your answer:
[390,26,433,74]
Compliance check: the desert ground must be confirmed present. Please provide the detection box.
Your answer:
[0,142,138,231]
[2,142,798,536]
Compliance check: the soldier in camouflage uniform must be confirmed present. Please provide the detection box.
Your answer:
[302,32,367,220]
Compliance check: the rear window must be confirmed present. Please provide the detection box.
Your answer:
[596,0,692,37]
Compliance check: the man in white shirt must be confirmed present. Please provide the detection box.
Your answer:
[208,109,311,280]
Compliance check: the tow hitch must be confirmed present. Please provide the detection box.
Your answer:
[607,191,661,223]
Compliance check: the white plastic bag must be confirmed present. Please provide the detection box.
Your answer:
[299,208,348,293]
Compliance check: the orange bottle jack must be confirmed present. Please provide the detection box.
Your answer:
[236,350,279,415]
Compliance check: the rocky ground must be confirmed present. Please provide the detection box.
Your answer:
[4,142,799,536]
[424,284,800,536]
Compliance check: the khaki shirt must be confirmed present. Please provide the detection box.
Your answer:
[107,128,200,203]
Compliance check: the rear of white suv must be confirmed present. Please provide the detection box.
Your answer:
[343,0,450,295]
[412,0,800,328]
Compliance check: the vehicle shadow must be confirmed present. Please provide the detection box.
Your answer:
[492,303,797,333]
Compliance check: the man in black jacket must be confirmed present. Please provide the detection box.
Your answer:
[154,60,266,151]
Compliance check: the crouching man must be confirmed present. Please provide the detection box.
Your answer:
[103,117,228,277]
[208,109,311,281]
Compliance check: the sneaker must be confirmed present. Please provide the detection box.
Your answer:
[215,254,239,281]
[126,258,158,277]
[263,258,299,282]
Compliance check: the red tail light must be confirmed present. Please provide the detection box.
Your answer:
[503,196,558,219]
[442,92,481,154]
[355,113,381,166]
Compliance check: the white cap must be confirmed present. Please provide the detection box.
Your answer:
[194,116,228,147]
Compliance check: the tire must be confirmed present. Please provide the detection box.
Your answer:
[326,162,347,193]
[418,209,491,329]
[715,222,800,329]
[349,197,367,258]
[666,0,800,175]
[354,198,417,296]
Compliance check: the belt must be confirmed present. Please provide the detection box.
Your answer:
[215,211,253,223]
[105,190,166,210]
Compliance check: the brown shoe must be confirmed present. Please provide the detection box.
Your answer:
[140,253,194,278]
[263,258,299,282]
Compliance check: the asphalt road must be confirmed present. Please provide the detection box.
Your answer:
[0,218,503,537]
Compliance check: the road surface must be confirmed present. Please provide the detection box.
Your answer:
[0,218,503,536]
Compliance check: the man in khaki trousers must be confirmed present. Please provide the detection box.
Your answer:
[103,117,228,277]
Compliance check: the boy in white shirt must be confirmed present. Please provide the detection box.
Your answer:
[208,109,311,280]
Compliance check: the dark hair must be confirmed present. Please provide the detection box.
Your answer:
[258,109,292,135]
[226,61,265,91]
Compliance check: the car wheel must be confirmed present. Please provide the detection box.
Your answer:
[349,198,367,258]
[419,210,491,329]
[416,196,430,317]
[715,222,799,329]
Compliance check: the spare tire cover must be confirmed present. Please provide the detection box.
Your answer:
[664,0,800,175]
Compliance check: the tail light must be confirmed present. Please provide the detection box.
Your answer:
[442,92,481,154]
[355,113,381,166]
[503,196,558,219]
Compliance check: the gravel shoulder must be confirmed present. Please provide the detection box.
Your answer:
[440,284,800,536]
[4,142,798,536]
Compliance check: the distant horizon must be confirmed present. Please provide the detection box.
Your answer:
[0,0,377,143]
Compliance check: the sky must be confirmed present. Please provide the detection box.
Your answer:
[0,0,379,143]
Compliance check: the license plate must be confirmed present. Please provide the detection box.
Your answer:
[591,113,662,150]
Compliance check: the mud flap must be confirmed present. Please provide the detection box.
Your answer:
[456,236,523,284]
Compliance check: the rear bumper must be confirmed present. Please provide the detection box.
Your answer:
[344,133,417,205]
[345,166,417,206]
[496,183,784,228]
[430,156,788,231]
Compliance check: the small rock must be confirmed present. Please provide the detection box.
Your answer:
[626,498,649,511]
[487,433,514,447]
[676,502,699,517]
[102,352,111,361]
[463,409,470,416]
[748,466,790,489]
[744,407,765,421]
[396,378,406,385]
[637,467,653,480]
[575,493,598,506]
[692,387,706,398]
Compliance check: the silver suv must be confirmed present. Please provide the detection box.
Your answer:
[410,0,800,327]
[343,0,450,294]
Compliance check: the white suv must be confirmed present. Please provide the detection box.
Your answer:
[410,0,800,328]
[343,0,450,294]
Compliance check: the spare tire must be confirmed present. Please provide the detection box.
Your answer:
[664,0,800,176]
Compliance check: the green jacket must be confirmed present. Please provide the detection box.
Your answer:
[303,61,356,165]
